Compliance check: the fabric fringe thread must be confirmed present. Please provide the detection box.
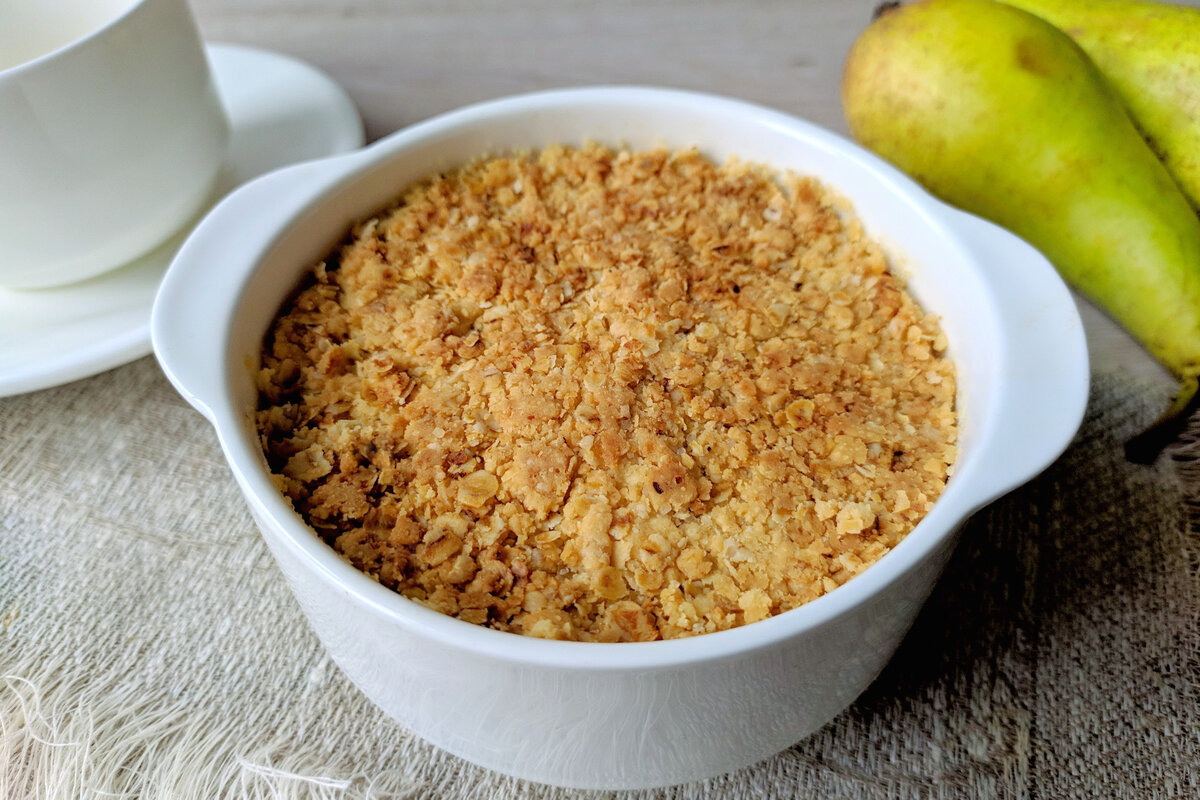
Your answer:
[0,664,432,800]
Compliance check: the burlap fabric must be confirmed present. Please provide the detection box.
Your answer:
[2,357,1197,798]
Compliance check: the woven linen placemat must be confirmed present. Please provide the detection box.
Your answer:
[2,357,1197,799]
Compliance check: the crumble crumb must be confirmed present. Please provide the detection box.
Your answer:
[255,143,957,641]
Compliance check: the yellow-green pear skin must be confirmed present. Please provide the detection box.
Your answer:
[1000,0,1200,212]
[842,0,1200,393]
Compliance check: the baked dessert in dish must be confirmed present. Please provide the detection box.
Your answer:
[255,143,957,642]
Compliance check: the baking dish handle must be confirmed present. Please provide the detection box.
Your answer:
[151,156,351,422]
[942,207,1090,505]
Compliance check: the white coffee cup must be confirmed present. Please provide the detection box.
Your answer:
[0,0,229,288]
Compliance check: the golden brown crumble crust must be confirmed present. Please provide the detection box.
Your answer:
[255,144,957,641]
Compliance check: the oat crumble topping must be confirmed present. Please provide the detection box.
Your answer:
[255,144,957,641]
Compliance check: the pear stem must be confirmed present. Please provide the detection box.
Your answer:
[872,2,902,21]
[1125,376,1200,463]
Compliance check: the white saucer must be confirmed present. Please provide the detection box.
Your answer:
[0,43,364,397]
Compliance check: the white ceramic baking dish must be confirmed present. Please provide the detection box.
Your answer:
[151,87,1088,790]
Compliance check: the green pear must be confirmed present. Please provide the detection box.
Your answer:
[999,0,1200,212]
[842,0,1200,455]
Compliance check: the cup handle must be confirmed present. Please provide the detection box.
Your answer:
[939,206,1090,505]
[151,155,352,422]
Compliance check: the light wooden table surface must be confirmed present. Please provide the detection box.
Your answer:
[191,0,1182,398]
